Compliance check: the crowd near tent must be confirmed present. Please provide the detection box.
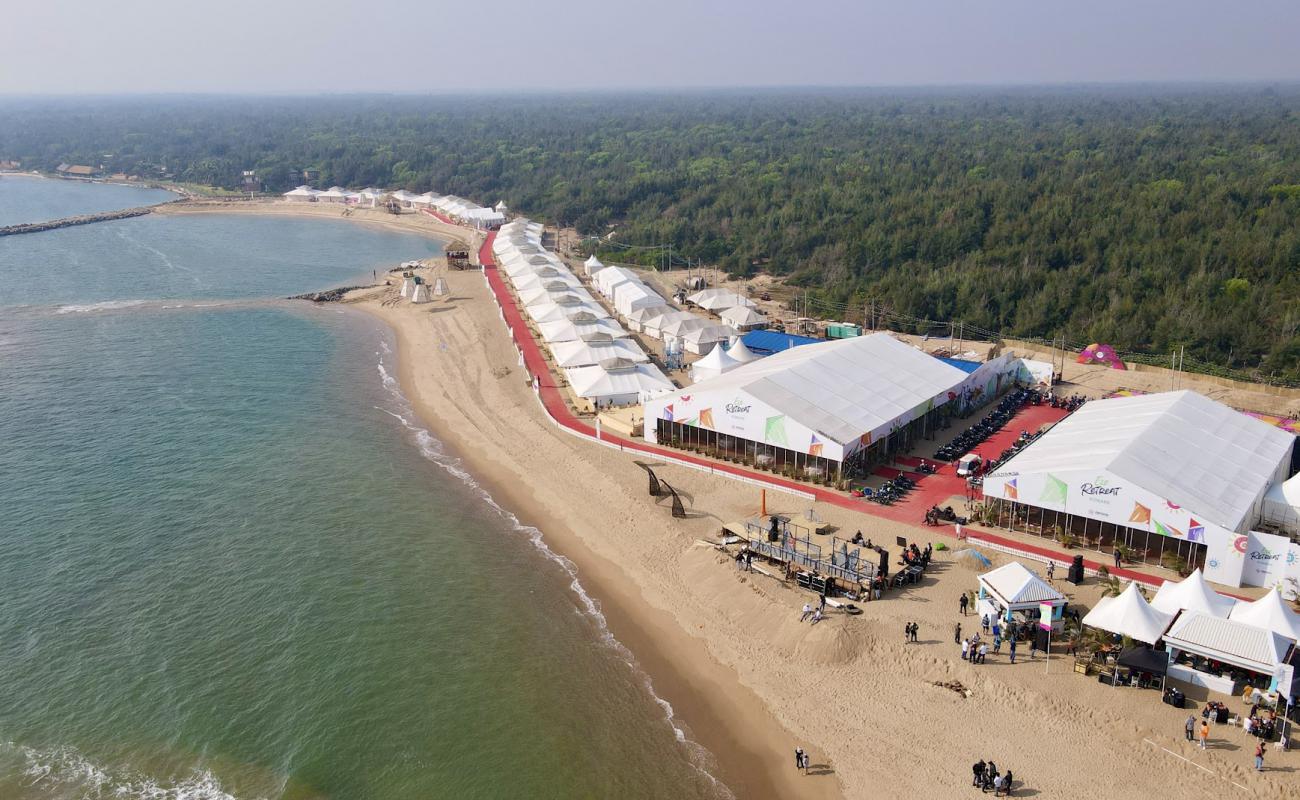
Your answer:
[645,333,972,478]
[977,562,1067,625]
[981,390,1296,589]
[1081,582,1174,645]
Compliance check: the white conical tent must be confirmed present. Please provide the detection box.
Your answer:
[583,255,605,275]
[726,337,760,363]
[1149,568,1237,618]
[432,277,448,297]
[1081,582,1174,644]
[410,284,431,303]
[1261,472,1300,532]
[691,344,740,382]
[399,278,415,298]
[1227,588,1300,642]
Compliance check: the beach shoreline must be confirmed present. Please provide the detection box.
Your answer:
[156,202,1295,799]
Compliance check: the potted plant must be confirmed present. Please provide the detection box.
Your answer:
[1161,552,1189,576]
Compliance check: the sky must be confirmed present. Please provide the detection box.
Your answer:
[2,0,1298,94]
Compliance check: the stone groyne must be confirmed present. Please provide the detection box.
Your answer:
[0,205,158,237]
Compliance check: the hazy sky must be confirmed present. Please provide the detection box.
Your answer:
[3,0,1298,94]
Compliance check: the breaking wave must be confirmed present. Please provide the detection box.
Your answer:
[5,742,250,800]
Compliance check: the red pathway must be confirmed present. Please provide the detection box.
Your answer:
[474,232,1173,589]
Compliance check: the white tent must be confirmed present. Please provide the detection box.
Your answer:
[1162,611,1291,675]
[538,316,629,344]
[283,185,319,201]
[583,255,605,276]
[432,277,448,297]
[1262,473,1300,533]
[721,305,768,330]
[658,316,714,340]
[642,310,701,340]
[399,278,415,299]
[514,273,582,295]
[687,287,754,310]
[565,359,674,407]
[680,324,740,355]
[1227,588,1300,642]
[690,344,740,382]
[725,337,761,364]
[410,283,431,303]
[521,286,594,308]
[317,186,350,203]
[594,266,640,298]
[614,282,668,318]
[978,562,1067,612]
[550,338,648,368]
[1081,582,1174,644]
[625,305,667,333]
[1149,569,1237,618]
[528,301,611,324]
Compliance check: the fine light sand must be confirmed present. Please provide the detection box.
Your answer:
[175,204,1296,798]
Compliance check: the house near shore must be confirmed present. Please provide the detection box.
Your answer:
[57,164,99,177]
[0,160,21,170]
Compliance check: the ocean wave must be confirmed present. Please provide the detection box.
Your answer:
[54,299,150,314]
[372,345,733,799]
[6,742,250,800]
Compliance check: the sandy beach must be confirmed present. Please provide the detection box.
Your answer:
[169,203,1295,798]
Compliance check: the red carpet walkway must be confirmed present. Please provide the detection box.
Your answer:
[474,231,1173,589]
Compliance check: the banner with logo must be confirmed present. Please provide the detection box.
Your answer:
[1039,601,1054,631]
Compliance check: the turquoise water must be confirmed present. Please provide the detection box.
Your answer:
[0,175,175,227]
[0,184,724,799]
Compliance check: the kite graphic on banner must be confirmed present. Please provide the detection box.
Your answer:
[765,415,788,447]
[1004,479,1019,500]
[1187,519,1205,543]
[808,434,823,457]
[663,404,674,422]
[699,408,715,429]
[1040,474,1067,505]
[1128,502,1152,525]
[1154,520,1185,540]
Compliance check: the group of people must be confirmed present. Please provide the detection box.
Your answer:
[799,602,825,625]
[902,541,932,569]
[971,759,1014,795]
[960,632,990,664]
[903,621,920,643]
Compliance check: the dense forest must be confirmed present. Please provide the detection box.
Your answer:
[2,89,1298,382]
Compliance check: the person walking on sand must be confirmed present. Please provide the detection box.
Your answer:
[1113,547,1122,569]
[961,638,970,662]
[800,603,813,622]
[911,622,919,643]
[959,593,969,616]
[1046,561,1055,583]
[1199,721,1209,750]
[1184,714,1196,742]
[1254,741,1265,771]
[1009,637,1018,664]
[978,642,988,664]
[794,747,805,772]
[954,622,962,644]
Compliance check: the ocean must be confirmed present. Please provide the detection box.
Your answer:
[0,181,725,799]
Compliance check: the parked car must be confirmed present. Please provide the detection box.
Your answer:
[956,453,982,477]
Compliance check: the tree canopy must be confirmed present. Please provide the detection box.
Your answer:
[2,88,1297,381]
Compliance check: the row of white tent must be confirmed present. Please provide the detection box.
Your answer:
[1081,569,1300,678]
[584,256,739,355]
[493,220,673,406]
[684,287,769,330]
[283,186,507,227]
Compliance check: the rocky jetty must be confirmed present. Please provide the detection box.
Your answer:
[288,286,368,303]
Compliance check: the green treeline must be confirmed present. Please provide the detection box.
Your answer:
[2,89,1298,380]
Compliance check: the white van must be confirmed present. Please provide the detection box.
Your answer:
[955,453,982,477]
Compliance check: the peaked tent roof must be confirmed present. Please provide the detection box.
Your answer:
[1227,588,1300,642]
[675,333,969,449]
[979,561,1066,608]
[721,305,768,328]
[565,362,674,400]
[1081,582,1174,644]
[550,338,648,368]
[725,338,761,363]
[1163,611,1291,674]
[1149,569,1238,618]
[992,391,1295,531]
[691,343,740,381]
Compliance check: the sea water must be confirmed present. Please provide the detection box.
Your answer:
[0,184,726,799]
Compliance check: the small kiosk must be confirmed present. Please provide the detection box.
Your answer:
[977,562,1068,631]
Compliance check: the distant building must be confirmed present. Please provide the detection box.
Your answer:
[241,170,261,192]
[57,164,98,177]
[0,160,21,170]
[301,169,320,184]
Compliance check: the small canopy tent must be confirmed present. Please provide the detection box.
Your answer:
[721,305,768,331]
[432,277,448,297]
[1116,646,1171,677]
[977,562,1068,623]
[1162,612,1291,676]
[690,344,740,382]
[1081,582,1174,645]
[1227,588,1300,643]
[1149,569,1237,618]
[1262,473,1300,533]
[399,278,416,299]
[410,283,431,303]
[724,337,760,364]
[583,255,605,276]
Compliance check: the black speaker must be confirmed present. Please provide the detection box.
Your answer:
[1068,555,1085,585]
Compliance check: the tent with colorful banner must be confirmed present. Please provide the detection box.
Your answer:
[981,391,1296,589]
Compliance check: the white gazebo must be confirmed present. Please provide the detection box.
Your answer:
[977,562,1068,627]
[1081,582,1174,644]
[1163,612,1291,690]
[690,344,740,382]
[725,337,761,364]
[1149,569,1237,618]
[1227,588,1300,642]
[583,255,605,276]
